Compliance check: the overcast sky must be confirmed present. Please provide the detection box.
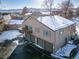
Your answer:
[0,0,79,9]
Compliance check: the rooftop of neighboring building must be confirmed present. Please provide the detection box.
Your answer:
[8,19,24,25]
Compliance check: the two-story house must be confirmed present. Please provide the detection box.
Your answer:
[23,15,75,52]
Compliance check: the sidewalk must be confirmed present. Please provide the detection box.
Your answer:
[0,42,18,59]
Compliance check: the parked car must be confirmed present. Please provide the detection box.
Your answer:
[51,43,78,59]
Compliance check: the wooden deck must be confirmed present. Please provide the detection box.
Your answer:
[0,42,18,59]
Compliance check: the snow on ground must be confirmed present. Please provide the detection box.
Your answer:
[8,19,24,24]
[0,30,22,42]
[52,44,76,56]
[51,44,77,59]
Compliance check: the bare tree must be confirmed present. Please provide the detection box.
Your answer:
[59,0,74,19]
[22,6,29,15]
[67,9,74,18]
[60,0,73,10]
[43,0,54,14]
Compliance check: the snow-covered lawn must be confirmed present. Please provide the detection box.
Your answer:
[0,30,22,42]
[51,43,77,59]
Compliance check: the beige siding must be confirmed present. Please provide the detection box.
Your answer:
[55,29,65,51]
[23,17,75,52]
[54,25,75,51]
[23,18,55,44]
[70,24,76,35]
[23,18,55,51]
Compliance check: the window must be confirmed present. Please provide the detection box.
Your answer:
[37,38,44,48]
[43,30,48,36]
[25,35,35,43]
[43,30,51,37]
[26,35,31,41]
[30,35,35,43]
[44,41,53,52]
[37,38,53,52]
[28,25,32,31]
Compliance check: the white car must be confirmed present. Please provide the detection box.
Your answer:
[51,44,78,59]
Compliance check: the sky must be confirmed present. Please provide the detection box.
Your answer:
[0,0,79,9]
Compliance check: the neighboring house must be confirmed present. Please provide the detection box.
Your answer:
[0,15,5,32]
[0,15,12,31]
[23,15,75,52]
[3,14,11,24]
[22,12,41,20]
[22,13,32,20]
[7,19,24,30]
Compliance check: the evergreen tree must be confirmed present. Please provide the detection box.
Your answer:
[22,6,29,15]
